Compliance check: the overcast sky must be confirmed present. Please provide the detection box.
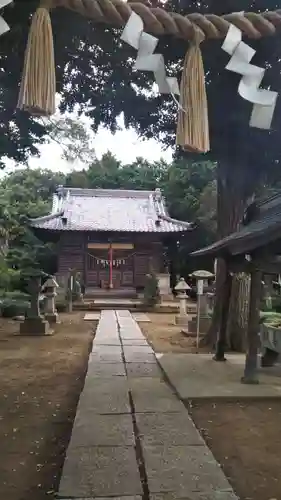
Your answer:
[3,119,173,176]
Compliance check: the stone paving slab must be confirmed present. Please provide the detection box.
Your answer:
[69,413,135,447]
[90,348,123,363]
[58,310,238,500]
[126,363,163,378]
[84,313,100,321]
[58,446,142,498]
[120,332,146,341]
[150,492,238,500]
[82,377,129,395]
[86,362,126,377]
[136,413,205,446]
[94,332,120,341]
[78,386,130,414]
[157,353,281,398]
[94,337,121,346]
[121,338,149,346]
[143,445,233,495]
[129,378,175,397]
[123,347,156,363]
[62,497,142,500]
[133,394,185,413]
[116,310,132,317]
[132,313,151,322]
[124,344,154,353]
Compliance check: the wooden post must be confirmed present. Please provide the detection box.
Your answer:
[213,262,232,362]
[241,268,262,384]
[68,274,73,313]
[109,243,113,289]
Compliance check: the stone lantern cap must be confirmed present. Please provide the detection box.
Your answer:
[189,270,214,279]
[174,277,191,292]
[42,277,59,290]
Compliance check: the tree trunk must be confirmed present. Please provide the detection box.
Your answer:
[203,159,252,349]
[213,264,232,361]
[226,273,250,351]
[242,269,262,384]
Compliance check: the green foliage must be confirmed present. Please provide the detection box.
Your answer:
[0,298,30,318]
[0,168,64,282]
[143,273,161,308]
[260,312,281,328]
[44,116,96,164]
[0,258,20,291]
[0,156,216,293]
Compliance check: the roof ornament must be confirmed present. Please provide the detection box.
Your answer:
[154,188,162,202]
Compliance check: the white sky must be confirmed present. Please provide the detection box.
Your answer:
[3,117,173,176]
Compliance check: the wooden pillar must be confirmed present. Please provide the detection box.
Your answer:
[83,233,87,289]
[213,261,232,362]
[241,268,262,384]
[109,243,113,289]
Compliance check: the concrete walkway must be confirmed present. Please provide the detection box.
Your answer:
[58,310,238,500]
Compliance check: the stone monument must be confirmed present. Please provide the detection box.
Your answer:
[42,276,59,324]
[20,272,50,336]
[174,277,190,327]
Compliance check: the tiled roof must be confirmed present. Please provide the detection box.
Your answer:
[192,193,281,257]
[29,187,192,233]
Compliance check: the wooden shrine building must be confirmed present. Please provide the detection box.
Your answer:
[29,186,191,297]
[192,193,281,384]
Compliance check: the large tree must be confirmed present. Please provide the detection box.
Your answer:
[2,0,281,347]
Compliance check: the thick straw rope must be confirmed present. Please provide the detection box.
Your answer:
[17,6,56,115]
[51,0,281,41]
[176,30,209,154]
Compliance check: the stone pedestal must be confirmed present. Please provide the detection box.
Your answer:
[186,316,211,337]
[157,273,171,298]
[45,312,59,324]
[199,294,208,316]
[175,292,189,327]
[20,317,50,336]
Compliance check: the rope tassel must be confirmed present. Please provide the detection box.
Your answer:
[176,33,210,154]
[17,5,56,116]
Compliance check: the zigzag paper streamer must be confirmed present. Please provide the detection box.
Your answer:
[222,24,278,130]
[121,12,180,97]
[0,0,12,36]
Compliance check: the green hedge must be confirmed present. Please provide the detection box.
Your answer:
[0,299,30,318]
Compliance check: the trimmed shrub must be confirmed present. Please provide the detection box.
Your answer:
[1,299,30,318]
[143,273,160,308]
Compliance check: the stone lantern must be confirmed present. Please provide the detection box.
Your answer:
[42,276,59,324]
[187,269,215,335]
[174,277,191,327]
[189,270,214,317]
[20,272,50,336]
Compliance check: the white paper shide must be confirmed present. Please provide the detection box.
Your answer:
[121,12,180,97]
[222,24,278,130]
[0,0,13,36]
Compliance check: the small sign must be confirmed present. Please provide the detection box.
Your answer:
[197,279,204,295]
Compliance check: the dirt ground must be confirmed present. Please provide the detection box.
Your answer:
[2,311,281,500]
[142,314,281,500]
[0,312,93,500]
[141,312,210,353]
[189,400,281,500]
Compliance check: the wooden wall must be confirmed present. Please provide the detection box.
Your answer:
[57,232,85,282]
[56,231,165,288]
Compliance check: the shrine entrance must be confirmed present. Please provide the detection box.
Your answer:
[86,243,134,289]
